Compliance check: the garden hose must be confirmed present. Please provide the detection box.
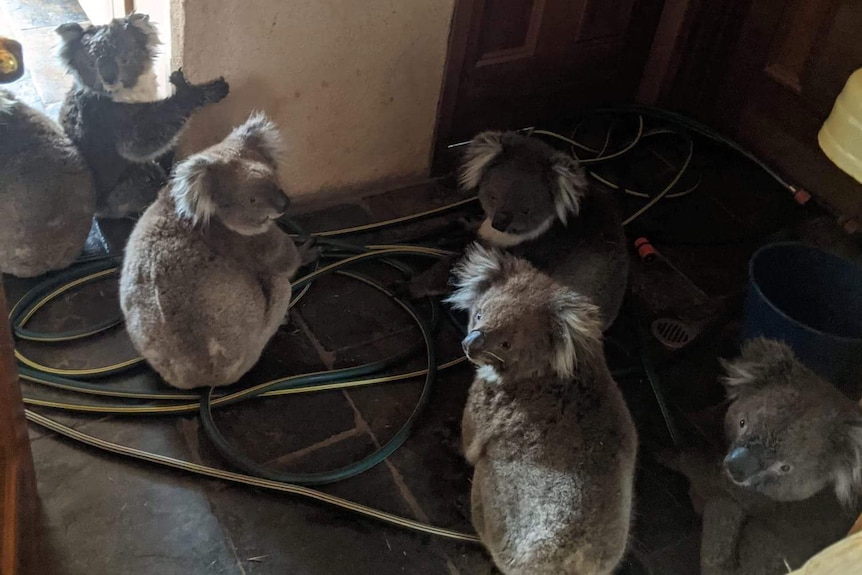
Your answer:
[16,106,737,542]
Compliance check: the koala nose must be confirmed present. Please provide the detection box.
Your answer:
[462,330,485,354]
[97,56,118,85]
[724,446,761,483]
[491,212,513,232]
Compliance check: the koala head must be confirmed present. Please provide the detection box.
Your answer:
[720,338,862,507]
[446,243,601,382]
[170,112,289,236]
[459,131,588,247]
[56,13,158,98]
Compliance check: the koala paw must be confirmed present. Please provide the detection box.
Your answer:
[458,214,484,233]
[297,240,321,266]
[169,68,192,91]
[200,77,229,105]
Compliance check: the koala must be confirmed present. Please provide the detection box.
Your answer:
[407,131,628,331]
[447,244,638,575]
[0,90,96,277]
[56,13,229,219]
[120,112,317,390]
[667,338,862,575]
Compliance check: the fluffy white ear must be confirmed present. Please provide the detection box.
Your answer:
[721,338,796,396]
[550,290,601,379]
[550,151,588,225]
[832,416,862,508]
[459,131,504,190]
[228,111,285,167]
[170,155,216,226]
[127,13,160,52]
[445,243,506,311]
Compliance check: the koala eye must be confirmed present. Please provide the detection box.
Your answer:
[779,463,792,474]
[739,418,746,428]
[500,341,511,350]
[520,209,529,215]
[249,197,257,204]
[475,312,482,321]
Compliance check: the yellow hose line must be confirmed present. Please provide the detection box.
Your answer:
[24,410,480,543]
[309,197,478,237]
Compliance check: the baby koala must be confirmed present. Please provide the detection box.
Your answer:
[669,338,862,575]
[57,13,229,218]
[409,131,628,331]
[120,112,316,390]
[0,90,96,277]
[447,244,638,575]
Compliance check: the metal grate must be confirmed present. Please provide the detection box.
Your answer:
[651,318,695,350]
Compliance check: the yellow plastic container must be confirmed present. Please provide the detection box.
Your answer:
[819,68,862,184]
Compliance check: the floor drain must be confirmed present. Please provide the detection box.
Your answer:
[651,318,696,350]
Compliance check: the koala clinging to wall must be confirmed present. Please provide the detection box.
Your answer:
[0,90,96,277]
[120,112,318,390]
[407,131,629,332]
[666,338,862,575]
[56,13,229,219]
[448,244,638,575]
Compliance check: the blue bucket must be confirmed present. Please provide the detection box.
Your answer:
[741,242,862,396]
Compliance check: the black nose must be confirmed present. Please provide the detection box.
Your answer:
[491,212,513,232]
[97,56,118,85]
[462,330,485,354]
[724,446,760,483]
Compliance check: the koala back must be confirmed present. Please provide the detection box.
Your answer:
[0,91,96,277]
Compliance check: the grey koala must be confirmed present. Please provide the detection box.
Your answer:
[56,13,229,219]
[120,112,318,390]
[667,338,862,575]
[447,244,638,575]
[0,90,96,277]
[407,130,629,331]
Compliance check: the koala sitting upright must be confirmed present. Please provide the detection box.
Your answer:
[0,90,96,277]
[447,244,638,575]
[408,131,628,331]
[120,113,317,390]
[667,338,862,575]
[56,14,229,218]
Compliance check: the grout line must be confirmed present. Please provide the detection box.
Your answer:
[289,310,336,370]
[263,427,362,467]
[340,390,431,524]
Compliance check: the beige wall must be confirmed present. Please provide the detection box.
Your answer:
[173,0,455,201]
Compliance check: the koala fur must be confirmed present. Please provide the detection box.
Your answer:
[120,113,314,390]
[0,90,96,277]
[448,244,638,575]
[670,338,862,575]
[56,14,229,219]
[408,131,628,331]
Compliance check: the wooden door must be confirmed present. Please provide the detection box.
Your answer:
[433,0,665,167]
[667,0,862,221]
[0,283,37,575]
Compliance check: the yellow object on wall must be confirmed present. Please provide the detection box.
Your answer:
[819,68,862,184]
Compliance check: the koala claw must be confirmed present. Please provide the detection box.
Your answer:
[297,240,321,266]
[169,68,191,89]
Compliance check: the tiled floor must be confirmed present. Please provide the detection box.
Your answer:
[6,111,854,572]
[0,0,86,117]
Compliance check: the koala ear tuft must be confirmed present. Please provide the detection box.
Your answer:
[831,413,862,508]
[550,290,601,379]
[549,151,587,225]
[445,242,507,311]
[126,13,160,50]
[721,338,797,396]
[459,131,505,191]
[56,22,85,42]
[170,155,217,226]
[228,111,285,167]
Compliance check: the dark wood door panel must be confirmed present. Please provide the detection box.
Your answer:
[668,0,862,220]
[434,0,663,165]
